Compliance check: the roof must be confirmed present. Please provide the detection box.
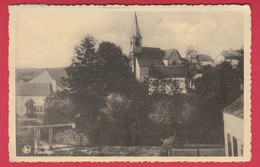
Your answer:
[28,70,54,83]
[16,68,66,88]
[163,49,182,60]
[197,54,214,63]
[16,83,52,96]
[150,65,188,78]
[223,96,244,119]
[137,57,164,67]
[140,47,165,58]
[219,49,243,60]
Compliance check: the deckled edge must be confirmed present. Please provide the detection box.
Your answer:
[8,4,252,162]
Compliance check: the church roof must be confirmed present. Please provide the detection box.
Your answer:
[197,54,214,63]
[163,49,183,60]
[137,57,164,67]
[140,47,165,58]
[16,83,52,96]
[150,65,188,78]
[223,95,244,119]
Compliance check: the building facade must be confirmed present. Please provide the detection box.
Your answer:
[16,70,58,117]
[223,96,244,157]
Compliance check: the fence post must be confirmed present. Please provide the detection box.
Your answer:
[49,127,53,148]
[33,128,40,155]
[168,147,172,156]
[197,148,200,156]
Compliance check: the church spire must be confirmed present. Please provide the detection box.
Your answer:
[130,12,142,54]
[133,12,142,38]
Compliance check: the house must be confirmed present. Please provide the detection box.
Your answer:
[197,54,214,66]
[222,96,244,156]
[16,82,53,117]
[148,65,188,95]
[163,49,186,66]
[215,49,242,66]
[15,69,64,117]
[129,13,188,94]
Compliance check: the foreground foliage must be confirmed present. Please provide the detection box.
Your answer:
[44,36,243,146]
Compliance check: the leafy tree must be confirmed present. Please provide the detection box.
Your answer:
[185,46,201,90]
[99,93,132,145]
[99,93,152,146]
[186,45,199,64]
[62,35,144,144]
[192,49,243,143]
[148,95,197,146]
[43,91,75,125]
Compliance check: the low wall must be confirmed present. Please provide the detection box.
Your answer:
[171,148,225,156]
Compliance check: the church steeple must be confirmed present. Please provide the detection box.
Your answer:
[133,12,142,38]
[130,12,142,54]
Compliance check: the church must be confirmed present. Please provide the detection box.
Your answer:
[129,13,188,95]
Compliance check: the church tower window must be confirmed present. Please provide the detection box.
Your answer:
[135,38,140,46]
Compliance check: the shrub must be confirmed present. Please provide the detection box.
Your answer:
[54,129,88,146]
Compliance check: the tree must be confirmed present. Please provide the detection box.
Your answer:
[62,35,142,143]
[185,46,201,89]
[192,50,243,143]
[99,93,152,146]
[100,93,132,145]
[186,45,199,64]
[43,91,75,125]
[148,95,196,146]
[64,36,137,98]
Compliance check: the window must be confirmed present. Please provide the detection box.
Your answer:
[227,134,232,156]
[241,144,243,156]
[135,38,140,46]
[233,137,238,156]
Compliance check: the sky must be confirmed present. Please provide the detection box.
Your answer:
[11,6,244,68]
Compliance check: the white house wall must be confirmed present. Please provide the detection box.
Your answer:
[135,59,149,82]
[148,77,186,95]
[135,58,141,80]
[223,112,244,156]
[201,62,214,66]
[16,96,46,117]
[140,67,149,81]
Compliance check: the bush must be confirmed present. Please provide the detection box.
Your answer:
[44,93,75,125]
[54,129,88,146]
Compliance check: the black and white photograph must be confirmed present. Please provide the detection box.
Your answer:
[9,5,251,162]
